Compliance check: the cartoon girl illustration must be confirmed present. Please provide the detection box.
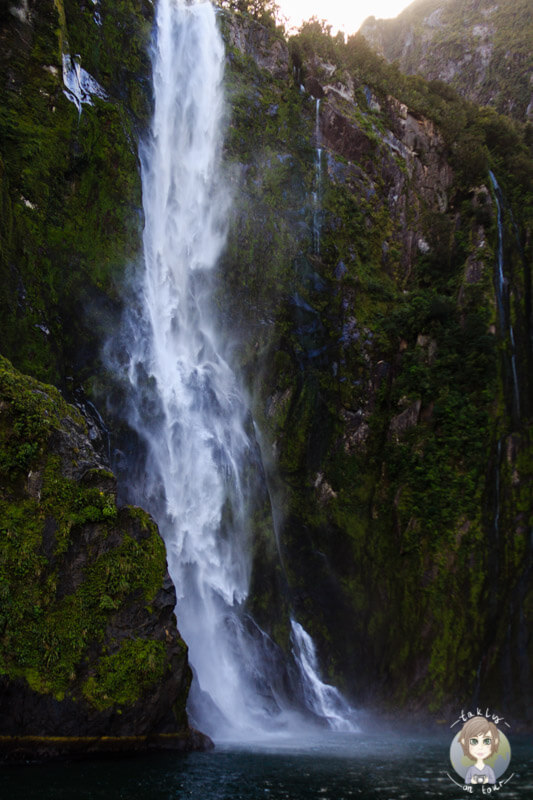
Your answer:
[459,716,500,785]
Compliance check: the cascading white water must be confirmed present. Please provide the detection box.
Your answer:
[489,171,520,418]
[312,98,322,255]
[290,621,356,732]
[115,0,356,739]
[126,0,258,736]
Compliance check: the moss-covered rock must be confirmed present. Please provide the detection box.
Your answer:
[0,355,208,756]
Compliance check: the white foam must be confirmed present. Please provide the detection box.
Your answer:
[62,54,107,113]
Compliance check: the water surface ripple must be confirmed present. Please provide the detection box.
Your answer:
[3,734,532,799]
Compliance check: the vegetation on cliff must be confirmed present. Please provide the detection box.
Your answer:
[0,2,208,754]
[0,0,531,728]
[217,12,533,717]
[0,355,193,742]
[360,0,533,121]
[0,0,152,387]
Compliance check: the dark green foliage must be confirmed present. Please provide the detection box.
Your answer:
[218,0,281,31]
[217,38,313,351]
[0,0,151,386]
[0,356,169,707]
[289,18,345,65]
[220,16,533,714]
[64,0,153,126]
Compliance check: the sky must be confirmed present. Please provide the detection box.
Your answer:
[277,0,414,36]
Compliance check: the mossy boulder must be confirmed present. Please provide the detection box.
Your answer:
[0,355,209,758]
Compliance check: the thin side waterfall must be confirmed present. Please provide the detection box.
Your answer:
[494,438,502,543]
[290,621,355,732]
[112,0,356,739]
[312,98,322,255]
[473,434,503,707]
[489,171,520,419]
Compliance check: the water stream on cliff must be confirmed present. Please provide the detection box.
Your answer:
[312,98,322,255]
[112,0,355,740]
[489,171,520,419]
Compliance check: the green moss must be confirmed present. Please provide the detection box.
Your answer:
[0,357,170,705]
[0,0,151,385]
[82,639,168,710]
[0,355,84,481]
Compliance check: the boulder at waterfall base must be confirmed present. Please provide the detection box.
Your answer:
[0,356,210,760]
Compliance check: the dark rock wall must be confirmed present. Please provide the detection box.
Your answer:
[0,355,200,748]
[217,12,533,722]
[0,0,532,732]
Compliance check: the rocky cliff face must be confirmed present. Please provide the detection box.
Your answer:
[0,0,532,733]
[0,0,216,757]
[217,12,533,721]
[0,355,209,759]
[360,0,533,121]
[0,0,152,387]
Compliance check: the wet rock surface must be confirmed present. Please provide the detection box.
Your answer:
[0,356,208,759]
[218,13,533,723]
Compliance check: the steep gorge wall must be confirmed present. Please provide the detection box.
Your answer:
[0,0,212,757]
[360,0,533,122]
[0,0,532,731]
[218,12,533,721]
[0,0,152,387]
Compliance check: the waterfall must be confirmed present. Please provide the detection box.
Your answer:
[312,98,322,255]
[111,0,356,739]
[494,438,502,543]
[290,621,356,732]
[489,171,520,419]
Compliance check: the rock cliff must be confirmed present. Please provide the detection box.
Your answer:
[0,0,532,733]
[360,0,533,121]
[0,0,152,387]
[217,12,533,721]
[0,356,210,759]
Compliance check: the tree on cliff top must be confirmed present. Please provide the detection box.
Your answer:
[218,0,280,28]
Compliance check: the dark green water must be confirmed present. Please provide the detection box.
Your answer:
[2,733,531,799]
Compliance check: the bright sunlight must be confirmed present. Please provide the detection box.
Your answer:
[278,0,414,35]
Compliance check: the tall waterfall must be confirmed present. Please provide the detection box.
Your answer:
[489,171,520,419]
[112,0,356,739]
[312,98,322,255]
